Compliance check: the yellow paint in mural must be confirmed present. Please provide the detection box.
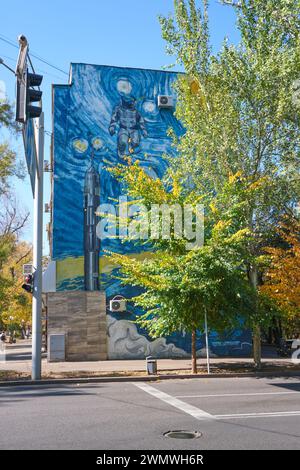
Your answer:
[56,252,154,283]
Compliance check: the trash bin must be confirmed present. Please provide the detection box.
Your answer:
[146,356,157,375]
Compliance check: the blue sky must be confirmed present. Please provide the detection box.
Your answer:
[0,0,239,255]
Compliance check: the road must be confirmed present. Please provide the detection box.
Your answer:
[2,341,47,362]
[0,376,300,449]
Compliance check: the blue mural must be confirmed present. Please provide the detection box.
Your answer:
[52,63,252,359]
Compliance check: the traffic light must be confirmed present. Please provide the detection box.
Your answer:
[26,71,43,119]
[22,273,34,294]
[16,69,43,123]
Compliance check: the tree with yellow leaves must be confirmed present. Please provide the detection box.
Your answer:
[108,160,264,373]
[261,220,300,335]
[0,241,32,332]
[159,0,300,368]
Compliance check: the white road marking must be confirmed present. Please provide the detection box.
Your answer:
[215,411,300,419]
[176,391,299,399]
[134,382,214,421]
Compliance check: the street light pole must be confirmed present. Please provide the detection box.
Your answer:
[32,112,44,380]
[204,310,210,374]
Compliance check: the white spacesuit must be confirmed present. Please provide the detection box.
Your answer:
[109,95,147,158]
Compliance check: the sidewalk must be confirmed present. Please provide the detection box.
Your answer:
[1,340,296,378]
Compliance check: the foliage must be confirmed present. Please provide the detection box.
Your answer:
[105,1,300,368]
[261,219,300,335]
[158,0,300,365]
[0,241,32,331]
[0,99,23,195]
[108,161,261,339]
[160,0,300,229]
[0,99,29,330]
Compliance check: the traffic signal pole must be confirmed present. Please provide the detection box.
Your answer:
[32,112,44,380]
[15,35,44,381]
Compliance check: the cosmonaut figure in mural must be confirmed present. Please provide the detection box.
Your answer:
[109,94,148,158]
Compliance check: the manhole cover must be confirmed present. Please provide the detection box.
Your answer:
[164,430,202,439]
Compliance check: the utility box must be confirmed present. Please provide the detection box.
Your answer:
[48,333,65,362]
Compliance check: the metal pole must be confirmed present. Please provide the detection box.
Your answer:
[31,112,44,380]
[204,310,210,374]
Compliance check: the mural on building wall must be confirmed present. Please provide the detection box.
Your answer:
[83,149,100,291]
[109,94,148,158]
[52,63,252,359]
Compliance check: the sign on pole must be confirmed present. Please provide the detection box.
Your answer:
[23,264,33,276]
[22,119,37,194]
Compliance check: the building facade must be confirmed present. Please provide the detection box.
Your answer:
[48,63,252,360]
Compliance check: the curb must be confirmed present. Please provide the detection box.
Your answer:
[0,369,300,387]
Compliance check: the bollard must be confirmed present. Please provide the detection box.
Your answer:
[146,356,157,375]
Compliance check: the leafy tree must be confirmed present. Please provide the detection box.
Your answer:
[261,219,300,336]
[159,0,300,367]
[0,241,32,331]
[0,99,28,327]
[0,99,23,195]
[108,161,260,373]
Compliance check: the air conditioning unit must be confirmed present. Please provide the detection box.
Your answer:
[45,203,50,213]
[109,296,127,312]
[157,95,174,109]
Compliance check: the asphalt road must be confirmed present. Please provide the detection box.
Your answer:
[0,376,300,450]
[2,342,48,362]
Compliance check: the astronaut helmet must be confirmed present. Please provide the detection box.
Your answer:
[121,95,136,110]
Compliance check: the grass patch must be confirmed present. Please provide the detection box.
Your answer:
[0,370,30,381]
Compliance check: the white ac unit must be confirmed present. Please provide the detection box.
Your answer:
[109,296,127,312]
[45,203,50,213]
[157,95,174,109]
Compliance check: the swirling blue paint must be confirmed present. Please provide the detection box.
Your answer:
[52,63,251,357]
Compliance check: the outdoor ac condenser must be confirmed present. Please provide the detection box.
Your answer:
[109,296,127,312]
[157,95,174,109]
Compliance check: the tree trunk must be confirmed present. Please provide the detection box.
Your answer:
[249,264,262,369]
[253,323,261,369]
[191,330,197,374]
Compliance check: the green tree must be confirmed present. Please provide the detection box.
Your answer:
[0,99,23,195]
[0,99,27,324]
[0,241,32,331]
[108,161,259,373]
[261,219,300,337]
[159,0,300,367]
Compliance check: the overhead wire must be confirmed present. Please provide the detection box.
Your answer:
[0,34,68,77]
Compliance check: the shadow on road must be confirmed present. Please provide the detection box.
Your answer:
[266,381,300,392]
[0,384,103,405]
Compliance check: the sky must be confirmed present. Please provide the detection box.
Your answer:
[0,0,239,256]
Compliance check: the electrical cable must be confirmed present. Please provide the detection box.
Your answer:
[0,34,68,77]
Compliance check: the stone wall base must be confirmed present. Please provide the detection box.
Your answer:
[46,291,107,361]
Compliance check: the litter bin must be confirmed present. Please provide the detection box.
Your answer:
[146,356,157,375]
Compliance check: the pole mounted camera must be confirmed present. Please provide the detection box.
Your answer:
[18,35,28,47]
